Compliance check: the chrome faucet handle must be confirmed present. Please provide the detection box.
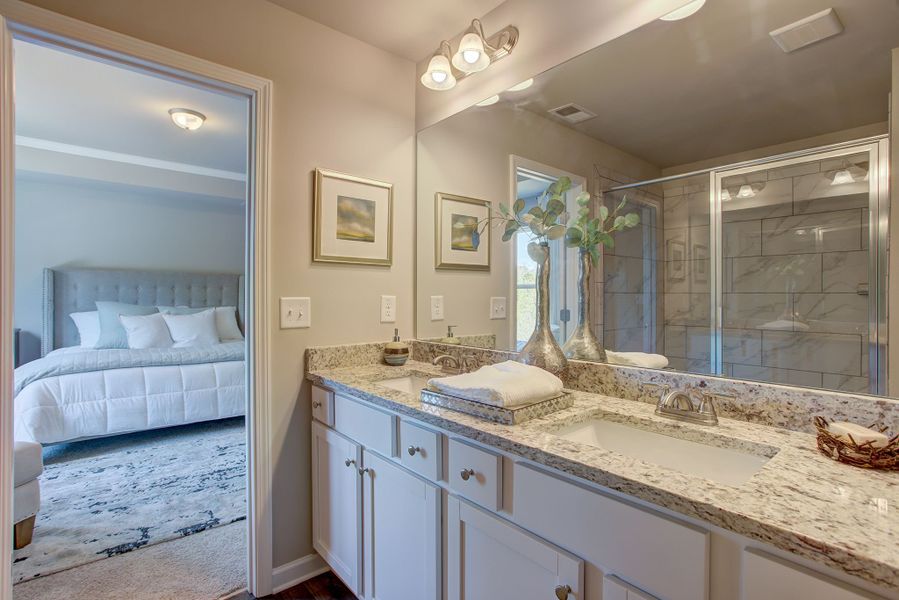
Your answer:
[697,394,718,423]
[433,354,461,374]
[660,390,694,411]
[460,355,480,373]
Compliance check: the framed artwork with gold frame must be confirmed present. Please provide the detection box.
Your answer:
[435,192,491,271]
[313,168,393,266]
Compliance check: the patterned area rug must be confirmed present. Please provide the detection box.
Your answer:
[12,417,246,583]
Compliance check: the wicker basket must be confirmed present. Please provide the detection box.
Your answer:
[814,416,899,470]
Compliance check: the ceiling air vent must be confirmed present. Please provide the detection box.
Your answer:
[548,103,596,124]
[769,8,843,53]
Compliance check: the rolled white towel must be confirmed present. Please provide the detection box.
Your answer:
[605,351,669,369]
[427,361,563,408]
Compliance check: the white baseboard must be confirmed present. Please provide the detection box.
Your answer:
[271,553,330,594]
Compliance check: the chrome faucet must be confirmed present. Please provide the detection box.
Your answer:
[655,389,720,426]
[432,353,479,374]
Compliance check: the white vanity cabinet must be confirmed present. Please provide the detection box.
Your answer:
[311,421,363,595]
[446,495,584,600]
[362,449,441,600]
[741,549,884,600]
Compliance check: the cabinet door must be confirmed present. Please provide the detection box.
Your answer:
[446,495,583,600]
[312,421,362,595]
[742,549,884,600]
[603,575,659,600]
[362,449,440,600]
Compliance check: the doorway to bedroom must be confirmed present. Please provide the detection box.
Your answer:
[9,38,250,599]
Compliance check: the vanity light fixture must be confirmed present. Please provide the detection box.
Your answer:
[831,169,855,186]
[736,184,756,199]
[720,188,732,201]
[168,108,206,131]
[828,161,867,186]
[421,41,457,91]
[476,95,500,107]
[659,0,706,21]
[507,78,534,92]
[420,19,519,91]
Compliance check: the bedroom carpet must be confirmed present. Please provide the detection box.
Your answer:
[12,417,246,584]
[12,520,245,600]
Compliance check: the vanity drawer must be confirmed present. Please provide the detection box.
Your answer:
[512,462,708,600]
[334,394,397,457]
[311,385,334,426]
[399,419,442,482]
[447,437,502,511]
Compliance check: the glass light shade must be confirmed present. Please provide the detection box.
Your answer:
[476,95,500,107]
[660,0,706,21]
[736,184,755,198]
[420,53,456,91]
[507,78,534,92]
[831,169,855,186]
[168,108,206,131]
[452,32,490,73]
[720,188,732,201]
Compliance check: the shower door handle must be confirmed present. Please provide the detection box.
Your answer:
[857,283,869,296]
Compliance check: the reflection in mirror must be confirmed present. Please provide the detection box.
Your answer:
[415,0,899,397]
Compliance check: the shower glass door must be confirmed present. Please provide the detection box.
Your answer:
[713,141,887,394]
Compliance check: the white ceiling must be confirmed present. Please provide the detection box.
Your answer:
[499,0,899,168]
[14,40,249,175]
[268,0,507,61]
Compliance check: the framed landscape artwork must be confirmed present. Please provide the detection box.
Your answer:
[313,168,393,265]
[435,192,490,271]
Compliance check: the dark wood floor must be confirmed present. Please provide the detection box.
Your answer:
[231,571,355,600]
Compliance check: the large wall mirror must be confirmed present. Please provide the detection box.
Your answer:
[416,0,899,397]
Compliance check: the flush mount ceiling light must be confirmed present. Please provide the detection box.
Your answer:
[421,41,457,90]
[420,19,519,91]
[168,108,206,131]
[659,0,706,21]
[507,78,534,92]
[476,95,500,107]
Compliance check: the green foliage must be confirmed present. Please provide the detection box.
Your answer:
[564,193,641,266]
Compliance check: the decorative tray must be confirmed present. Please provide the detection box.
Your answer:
[420,388,572,425]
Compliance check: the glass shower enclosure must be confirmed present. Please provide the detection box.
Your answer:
[601,137,890,395]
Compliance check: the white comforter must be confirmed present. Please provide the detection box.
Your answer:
[14,346,245,444]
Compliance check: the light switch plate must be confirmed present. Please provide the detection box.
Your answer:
[490,297,507,320]
[281,297,311,328]
[380,295,397,323]
[430,295,445,320]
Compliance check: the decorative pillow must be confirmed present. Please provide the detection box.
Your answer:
[161,308,220,347]
[158,306,243,342]
[69,311,101,347]
[95,302,158,349]
[119,313,173,349]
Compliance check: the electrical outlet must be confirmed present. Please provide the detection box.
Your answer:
[280,297,311,328]
[430,295,445,320]
[380,295,397,323]
[490,297,507,320]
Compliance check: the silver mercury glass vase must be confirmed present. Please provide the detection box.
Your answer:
[517,242,568,376]
[562,247,607,362]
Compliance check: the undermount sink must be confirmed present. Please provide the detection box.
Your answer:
[376,374,432,395]
[552,418,775,486]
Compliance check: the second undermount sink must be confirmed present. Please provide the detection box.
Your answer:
[552,418,775,486]
[376,374,432,395]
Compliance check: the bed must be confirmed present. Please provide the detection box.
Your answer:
[13,268,247,445]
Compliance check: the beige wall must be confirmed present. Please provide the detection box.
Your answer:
[16,0,416,568]
[662,122,889,176]
[414,0,688,131]
[416,104,659,348]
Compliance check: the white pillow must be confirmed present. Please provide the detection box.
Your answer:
[70,311,101,347]
[214,307,244,341]
[118,313,173,349]
[162,308,220,347]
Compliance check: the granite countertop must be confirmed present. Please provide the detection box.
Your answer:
[307,360,899,592]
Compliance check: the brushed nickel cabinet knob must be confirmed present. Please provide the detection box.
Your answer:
[312,401,322,408]
[555,584,571,599]
[344,458,356,468]
[407,445,422,456]
[460,468,475,481]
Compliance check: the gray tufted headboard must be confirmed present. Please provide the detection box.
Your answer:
[42,267,245,356]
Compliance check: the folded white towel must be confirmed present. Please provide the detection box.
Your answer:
[605,351,669,369]
[427,360,563,408]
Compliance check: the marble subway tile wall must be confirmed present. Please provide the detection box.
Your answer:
[720,153,870,393]
[660,174,714,373]
[596,168,664,355]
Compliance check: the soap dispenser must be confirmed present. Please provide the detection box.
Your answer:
[383,328,410,366]
[441,325,461,345]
